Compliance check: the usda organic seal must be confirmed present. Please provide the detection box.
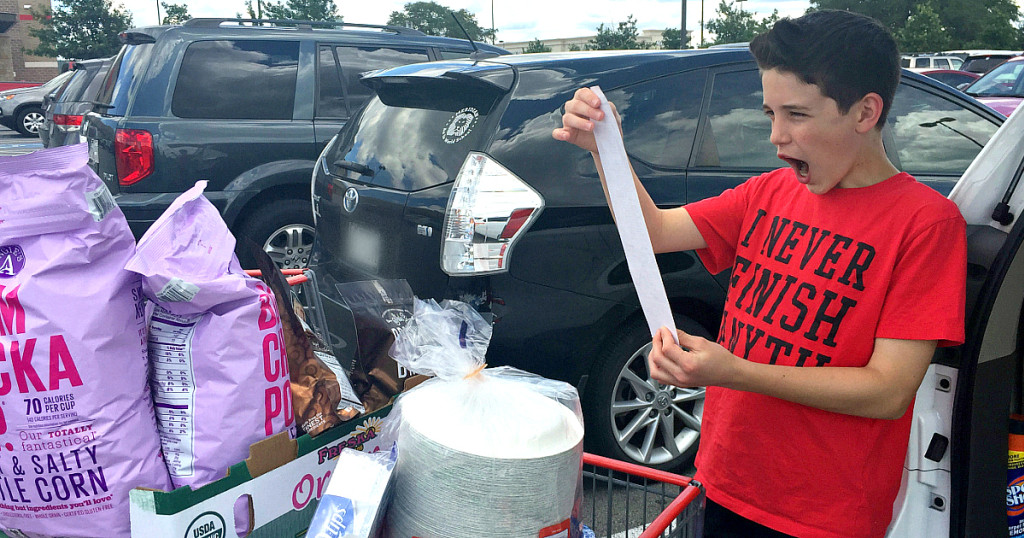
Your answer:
[184,511,226,538]
[442,107,479,144]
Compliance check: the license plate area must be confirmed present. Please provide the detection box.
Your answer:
[345,223,382,272]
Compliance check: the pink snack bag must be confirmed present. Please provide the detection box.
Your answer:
[0,144,172,537]
[125,181,295,490]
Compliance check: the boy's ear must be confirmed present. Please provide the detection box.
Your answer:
[854,92,885,133]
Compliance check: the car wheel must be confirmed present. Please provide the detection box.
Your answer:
[584,316,709,472]
[15,107,44,137]
[236,198,315,270]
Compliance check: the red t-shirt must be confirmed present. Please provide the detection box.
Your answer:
[686,168,966,538]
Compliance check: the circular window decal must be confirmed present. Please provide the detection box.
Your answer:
[442,107,479,144]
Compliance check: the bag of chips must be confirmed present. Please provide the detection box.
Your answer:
[0,144,171,537]
[125,181,295,490]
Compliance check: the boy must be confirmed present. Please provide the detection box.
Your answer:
[552,10,966,538]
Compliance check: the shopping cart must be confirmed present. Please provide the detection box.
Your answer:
[581,452,704,538]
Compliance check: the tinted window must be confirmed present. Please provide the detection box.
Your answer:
[329,96,492,191]
[935,58,950,69]
[60,67,101,102]
[966,60,1024,97]
[97,44,154,116]
[439,50,472,60]
[172,40,299,120]
[915,58,930,68]
[607,70,706,169]
[317,46,430,119]
[900,58,911,68]
[887,84,998,175]
[696,69,777,169]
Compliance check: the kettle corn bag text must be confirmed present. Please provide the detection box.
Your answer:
[0,145,172,537]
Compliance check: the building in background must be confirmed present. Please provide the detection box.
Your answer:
[500,29,693,53]
[0,0,57,82]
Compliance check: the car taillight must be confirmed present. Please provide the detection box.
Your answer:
[115,128,154,186]
[53,114,83,132]
[442,152,544,275]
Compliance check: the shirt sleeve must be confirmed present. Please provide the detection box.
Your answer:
[686,176,758,275]
[876,213,967,347]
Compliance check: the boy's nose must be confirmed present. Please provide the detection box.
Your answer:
[769,122,790,146]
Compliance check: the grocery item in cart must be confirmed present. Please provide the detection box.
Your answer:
[0,144,172,537]
[125,181,295,490]
[253,252,363,437]
[383,298,585,538]
[307,445,397,538]
[337,280,417,414]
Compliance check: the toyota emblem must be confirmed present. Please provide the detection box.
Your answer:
[343,187,359,213]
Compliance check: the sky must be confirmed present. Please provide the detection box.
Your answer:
[109,0,814,44]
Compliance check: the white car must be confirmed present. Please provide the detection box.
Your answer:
[902,54,965,73]
[888,103,1024,536]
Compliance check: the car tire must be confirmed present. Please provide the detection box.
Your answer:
[583,315,709,472]
[15,107,44,137]
[236,198,315,270]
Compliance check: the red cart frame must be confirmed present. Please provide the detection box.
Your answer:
[582,453,704,538]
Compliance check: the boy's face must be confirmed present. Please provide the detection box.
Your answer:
[761,68,866,194]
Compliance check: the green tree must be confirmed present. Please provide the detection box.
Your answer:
[895,1,949,53]
[524,38,551,53]
[28,0,132,59]
[809,0,1023,50]
[705,1,779,45]
[588,15,653,50]
[257,0,339,21]
[161,2,191,25]
[387,2,494,42]
[661,27,688,49]
[808,0,914,30]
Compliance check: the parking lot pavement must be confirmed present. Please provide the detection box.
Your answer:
[0,126,42,156]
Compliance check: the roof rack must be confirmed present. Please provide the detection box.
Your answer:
[182,18,425,36]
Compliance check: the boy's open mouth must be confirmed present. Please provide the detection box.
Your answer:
[781,156,809,178]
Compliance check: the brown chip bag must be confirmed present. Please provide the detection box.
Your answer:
[337,280,419,411]
[254,250,364,436]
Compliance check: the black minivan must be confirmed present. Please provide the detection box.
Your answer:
[308,44,1003,473]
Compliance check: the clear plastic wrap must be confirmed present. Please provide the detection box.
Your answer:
[383,298,584,538]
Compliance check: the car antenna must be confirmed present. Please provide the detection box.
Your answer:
[449,11,497,61]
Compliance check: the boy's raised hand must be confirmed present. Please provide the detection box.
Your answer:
[648,326,738,389]
[552,87,620,153]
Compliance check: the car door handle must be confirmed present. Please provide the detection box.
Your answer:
[334,159,374,177]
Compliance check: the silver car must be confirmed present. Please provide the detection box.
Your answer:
[0,70,73,136]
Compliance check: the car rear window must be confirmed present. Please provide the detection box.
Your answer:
[327,96,494,191]
[96,43,154,117]
[59,67,101,102]
[171,40,299,120]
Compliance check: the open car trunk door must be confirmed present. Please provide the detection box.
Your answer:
[888,105,1024,536]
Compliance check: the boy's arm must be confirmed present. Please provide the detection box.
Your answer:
[553,87,707,253]
[648,327,935,420]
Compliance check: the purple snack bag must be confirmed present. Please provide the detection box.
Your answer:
[125,181,295,490]
[0,144,172,537]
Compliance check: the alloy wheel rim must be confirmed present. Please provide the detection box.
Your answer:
[263,224,315,269]
[609,342,704,466]
[24,112,44,134]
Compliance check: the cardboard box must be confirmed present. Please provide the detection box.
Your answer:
[129,406,391,538]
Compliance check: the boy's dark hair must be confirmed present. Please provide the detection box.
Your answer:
[749,10,900,127]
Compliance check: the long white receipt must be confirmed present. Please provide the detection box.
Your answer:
[590,86,679,343]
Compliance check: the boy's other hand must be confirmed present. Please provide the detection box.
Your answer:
[551,87,621,154]
[649,326,738,388]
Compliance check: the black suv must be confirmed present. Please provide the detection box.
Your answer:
[82,18,507,268]
[308,49,1003,472]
